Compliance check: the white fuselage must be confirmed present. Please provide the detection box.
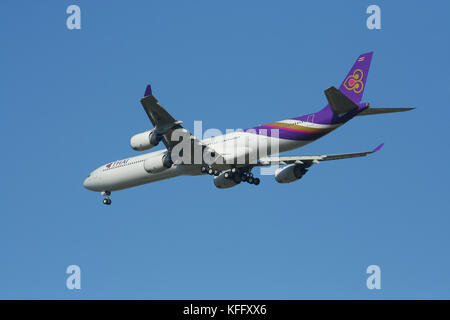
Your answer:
[83,131,308,192]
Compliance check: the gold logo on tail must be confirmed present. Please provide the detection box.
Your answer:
[343,69,364,93]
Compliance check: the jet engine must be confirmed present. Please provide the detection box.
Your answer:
[214,171,239,189]
[274,164,308,183]
[143,153,173,173]
[130,129,163,151]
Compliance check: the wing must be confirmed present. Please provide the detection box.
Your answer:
[139,85,224,165]
[140,85,184,149]
[257,143,384,166]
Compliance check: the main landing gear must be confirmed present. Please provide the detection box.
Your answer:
[201,165,220,176]
[225,168,260,186]
[201,165,260,186]
[102,191,112,205]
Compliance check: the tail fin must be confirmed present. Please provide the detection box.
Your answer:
[339,52,373,103]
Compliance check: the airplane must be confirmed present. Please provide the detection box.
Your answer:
[83,52,413,204]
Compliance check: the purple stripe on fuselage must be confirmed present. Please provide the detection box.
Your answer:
[245,103,369,141]
[293,102,367,125]
[247,125,330,141]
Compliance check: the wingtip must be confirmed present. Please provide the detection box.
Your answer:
[144,84,152,97]
[373,143,384,152]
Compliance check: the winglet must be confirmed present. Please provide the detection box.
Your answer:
[144,84,152,97]
[373,143,384,153]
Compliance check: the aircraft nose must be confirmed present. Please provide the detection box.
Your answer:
[83,177,90,189]
[83,176,95,190]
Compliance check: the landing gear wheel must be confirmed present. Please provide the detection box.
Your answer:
[247,176,254,184]
[207,167,214,175]
[213,169,220,176]
[241,173,248,182]
[253,178,260,185]
[201,165,207,173]
[101,191,112,205]
[224,171,231,179]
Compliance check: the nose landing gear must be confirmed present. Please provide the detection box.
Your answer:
[102,191,112,205]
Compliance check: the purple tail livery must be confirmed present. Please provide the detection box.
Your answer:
[339,52,373,103]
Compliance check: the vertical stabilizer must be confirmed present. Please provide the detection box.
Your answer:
[339,52,373,103]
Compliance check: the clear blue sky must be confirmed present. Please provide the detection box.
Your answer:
[1,0,449,299]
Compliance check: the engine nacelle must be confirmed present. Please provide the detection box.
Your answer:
[143,153,172,173]
[214,171,239,189]
[274,164,308,183]
[130,129,162,151]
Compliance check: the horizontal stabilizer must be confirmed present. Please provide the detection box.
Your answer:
[357,107,415,116]
[324,86,359,115]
